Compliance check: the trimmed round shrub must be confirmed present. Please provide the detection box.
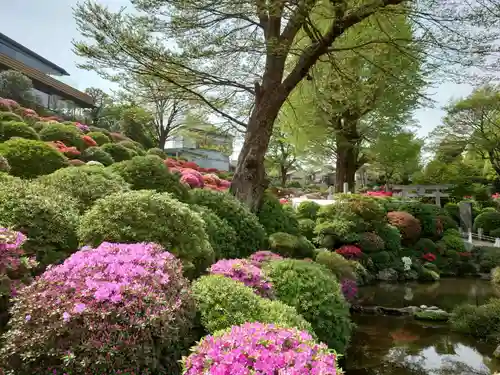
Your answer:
[119,140,145,152]
[190,205,237,260]
[264,259,352,352]
[369,251,392,269]
[86,131,111,146]
[0,178,79,265]
[442,234,466,252]
[314,218,360,248]
[492,267,500,284]
[39,123,85,150]
[358,232,385,253]
[315,249,357,280]
[0,138,67,178]
[192,275,313,334]
[209,259,273,298]
[444,202,460,222]
[481,207,497,214]
[490,228,500,238]
[36,165,129,212]
[400,202,440,238]
[0,121,39,141]
[88,125,111,136]
[80,146,114,166]
[474,211,500,235]
[78,190,215,277]
[0,242,196,374]
[0,111,23,122]
[249,250,283,267]
[0,155,10,173]
[182,322,339,375]
[375,224,402,253]
[450,299,500,339]
[190,189,266,258]
[298,218,315,241]
[147,147,167,159]
[269,232,315,259]
[257,192,299,235]
[101,142,133,162]
[110,156,190,202]
[296,200,321,220]
[413,238,438,254]
[438,214,458,231]
[419,268,440,282]
[387,211,421,243]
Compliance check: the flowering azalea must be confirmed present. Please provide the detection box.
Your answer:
[249,251,283,267]
[81,135,97,147]
[336,245,362,259]
[422,253,436,262]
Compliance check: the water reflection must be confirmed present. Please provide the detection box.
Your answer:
[344,315,499,375]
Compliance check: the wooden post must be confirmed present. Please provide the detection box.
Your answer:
[435,190,441,207]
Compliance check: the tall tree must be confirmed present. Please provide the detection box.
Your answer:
[84,87,112,126]
[265,127,300,187]
[0,70,37,107]
[73,0,499,210]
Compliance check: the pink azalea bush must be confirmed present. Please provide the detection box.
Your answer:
[340,279,358,302]
[181,173,203,188]
[75,122,90,132]
[183,322,339,375]
[249,250,283,267]
[0,242,196,374]
[210,259,274,298]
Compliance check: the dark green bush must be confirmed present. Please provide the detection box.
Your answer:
[438,214,458,231]
[481,207,497,214]
[0,178,79,265]
[296,201,321,220]
[257,192,299,235]
[192,275,313,334]
[110,156,190,202]
[39,123,85,150]
[190,204,238,260]
[314,219,360,248]
[0,138,67,178]
[36,166,129,212]
[490,228,500,238]
[78,190,215,277]
[101,143,133,162]
[451,299,500,339]
[269,232,315,259]
[442,234,466,252]
[387,211,421,244]
[298,218,315,241]
[413,238,438,254]
[315,249,356,280]
[375,224,401,253]
[423,262,439,273]
[88,126,111,137]
[80,146,114,166]
[264,259,352,353]
[86,131,111,146]
[190,189,266,258]
[399,202,440,238]
[147,147,167,159]
[472,246,500,273]
[444,202,460,223]
[0,121,39,141]
[474,211,500,235]
[358,232,385,253]
[369,251,392,269]
[418,268,440,282]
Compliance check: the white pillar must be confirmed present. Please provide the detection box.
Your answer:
[495,238,500,248]
[435,190,441,207]
[468,230,473,243]
[478,228,483,241]
[343,182,349,194]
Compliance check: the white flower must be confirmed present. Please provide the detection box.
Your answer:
[402,256,412,271]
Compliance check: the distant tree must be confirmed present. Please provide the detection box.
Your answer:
[0,70,37,107]
[119,105,156,149]
[265,127,299,187]
[84,87,112,126]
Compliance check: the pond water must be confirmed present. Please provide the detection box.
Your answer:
[343,279,500,375]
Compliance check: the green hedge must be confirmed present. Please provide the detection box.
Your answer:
[269,232,315,259]
[39,123,85,150]
[0,121,39,141]
[257,193,299,235]
[474,211,500,235]
[86,131,111,146]
[80,146,114,166]
[101,143,133,162]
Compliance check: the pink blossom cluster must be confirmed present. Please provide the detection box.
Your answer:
[183,322,339,375]
[163,158,231,191]
[249,250,283,267]
[340,279,358,302]
[336,245,362,259]
[209,259,274,298]
[364,191,393,197]
[75,122,90,132]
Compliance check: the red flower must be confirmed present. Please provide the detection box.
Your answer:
[336,245,362,259]
[422,253,436,262]
[279,198,289,204]
[82,135,97,147]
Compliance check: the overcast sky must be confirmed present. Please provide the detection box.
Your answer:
[1,0,474,139]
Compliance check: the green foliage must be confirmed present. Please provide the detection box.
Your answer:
[190,204,238,260]
[474,211,500,235]
[399,202,440,238]
[119,106,155,149]
[264,259,352,353]
[387,211,421,244]
[110,156,189,202]
[101,142,133,162]
[481,207,497,214]
[296,201,321,220]
[375,224,402,253]
[147,147,167,159]
[418,268,440,282]
[86,131,111,145]
[269,232,315,259]
[119,140,146,155]
[423,262,439,273]
[358,232,385,253]
[0,156,9,173]
[0,138,67,178]
[0,70,37,106]
[190,189,266,258]
[442,234,466,252]
[369,251,392,270]
[0,111,23,123]
[472,246,500,273]
[438,214,458,231]
[298,218,315,241]
[0,178,79,265]
[490,228,500,238]
[314,249,356,280]
[414,310,449,321]
[78,190,215,277]
[0,121,39,141]
[36,165,129,212]
[192,275,313,334]
[492,267,500,284]
[444,202,460,222]
[413,238,438,254]
[451,299,500,339]
[39,123,85,150]
[314,219,360,248]
[80,146,114,166]
[257,193,299,235]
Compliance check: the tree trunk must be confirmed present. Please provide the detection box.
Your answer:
[334,119,359,193]
[280,165,288,187]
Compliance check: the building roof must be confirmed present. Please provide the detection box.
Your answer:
[0,33,69,76]
[0,53,94,108]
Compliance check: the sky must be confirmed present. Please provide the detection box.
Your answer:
[1,0,475,141]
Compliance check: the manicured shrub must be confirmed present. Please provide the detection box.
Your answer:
[110,156,190,202]
[442,234,466,252]
[474,211,500,235]
[438,214,458,231]
[314,218,360,248]
[400,202,440,238]
[369,251,392,269]
[39,123,85,150]
[413,238,438,254]
[492,267,500,284]
[190,204,237,260]
[37,165,129,212]
[192,275,313,334]
[0,178,79,265]
[257,192,299,235]
[119,140,145,153]
[264,259,352,352]
[0,138,67,178]
[190,189,266,258]
[0,111,23,122]
[444,202,460,222]
[315,249,357,280]
[296,200,321,220]
[473,246,500,272]
[86,131,111,146]
[387,211,421,243]
[101,142,133,162]
[249,250,283,267]
[450,299,500,339]
[481,207,497,214]
[80,146,114,166]
[209,259,273,298]
[78,190,215,277]
[358,232,385,253]
[269,232,315,259]
[0,242,196,374]
[0,121,39,141]
[0,155,9,173]
[298,218,315,240]
[419,268,440,282]
[336,245,362,259]
[88,125,111,136]
[490,228,500,238]
[182,322,339,375]
[147,147,167,159]
[375,223,402,253]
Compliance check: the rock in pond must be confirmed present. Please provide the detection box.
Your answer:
[414,309,450,321]
[377,268,398,282]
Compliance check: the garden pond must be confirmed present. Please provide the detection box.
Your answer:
[344,279,500,375]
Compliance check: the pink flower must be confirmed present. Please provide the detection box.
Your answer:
[73,303,86,313]
[62,312,71,322]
